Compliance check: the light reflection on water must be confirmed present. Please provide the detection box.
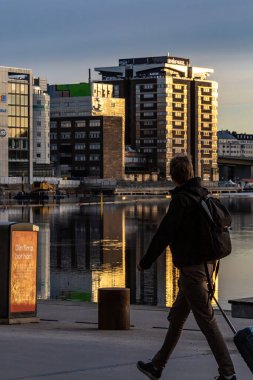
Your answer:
[1,195,253,308]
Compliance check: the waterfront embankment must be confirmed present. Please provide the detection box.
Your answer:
[0,300,252,380]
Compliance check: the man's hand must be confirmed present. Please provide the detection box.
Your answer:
[137,263,143,271]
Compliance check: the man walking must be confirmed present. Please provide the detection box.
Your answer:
[137,155,236,380]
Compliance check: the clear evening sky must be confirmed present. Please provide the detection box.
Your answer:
[1,0,252,133]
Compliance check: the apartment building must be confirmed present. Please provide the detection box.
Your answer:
[218,130,253,158]
[48,82,125,179]
[95,55,218,181]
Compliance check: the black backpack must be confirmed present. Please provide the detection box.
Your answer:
[184,193,232,261]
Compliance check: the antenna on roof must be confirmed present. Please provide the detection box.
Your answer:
[88,68,91,84]
[167,52,170,56]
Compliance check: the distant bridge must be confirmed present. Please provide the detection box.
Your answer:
[218,156,253,180]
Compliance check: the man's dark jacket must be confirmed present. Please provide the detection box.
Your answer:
[139,177,209,269]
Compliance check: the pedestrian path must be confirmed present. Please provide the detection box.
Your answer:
[0,300,252,380]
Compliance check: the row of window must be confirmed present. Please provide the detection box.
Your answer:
[74,155,100,161]
[9,139,28,150]
[50,131,101,139]
[8,150,29,160]
[8,105,29,116]
[8,128,28,138]
[50,120,101,128]
[8,116,29,128]
[8,83,29,95]
[8,94,29,106]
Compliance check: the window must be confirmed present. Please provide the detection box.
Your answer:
[61,121,71,128]
[175,112,182,117]
[50,121,57,129]
[89,154,100,161]
[75,132,86,138]
[75,121,86,128]
[61,132,71,139]
[143,103,154,108]
[202,87,211,94]
[143,84,154,89]
[143,112,154,117]
[75,154,86,161]
[50,133,57,139]
[37,132,41,137]
[143,93,154,98]
[113,85,119,97]
[37,121,41,126]
[37,143,41,148]
[90,143,100,150]
[36,153,41,158]
[143,121,154,126]
[89,119,100,127]
[75,143,86,150]
[51,144,57,151]
[143,139,154,144]
[89,131,100,138]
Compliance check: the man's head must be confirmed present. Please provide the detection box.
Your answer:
[170,155,194,185]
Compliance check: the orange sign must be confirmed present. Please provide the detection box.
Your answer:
[10,231,38,313]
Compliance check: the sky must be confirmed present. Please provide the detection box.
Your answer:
[0,0,253,133]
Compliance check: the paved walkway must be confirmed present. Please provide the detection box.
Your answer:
[0,301,252,380]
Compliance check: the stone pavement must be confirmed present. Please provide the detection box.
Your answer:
[0,300,252,380]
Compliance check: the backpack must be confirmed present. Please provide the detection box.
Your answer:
[184,193,232,261]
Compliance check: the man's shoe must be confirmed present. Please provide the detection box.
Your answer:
[214,375,237,380]
[137,361,163,380]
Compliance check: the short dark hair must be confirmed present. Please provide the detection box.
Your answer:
[170,155,194,185]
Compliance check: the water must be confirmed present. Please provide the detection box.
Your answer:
[1,194,253,308]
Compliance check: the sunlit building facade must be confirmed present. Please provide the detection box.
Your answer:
[95,55,219,181]
[0,66,33,180]
[48,82,125,179]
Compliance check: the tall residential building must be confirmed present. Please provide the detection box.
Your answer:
[95,55,219,181]
[33,77,52,176]
[0,66,33,181]
[48,82,125,179]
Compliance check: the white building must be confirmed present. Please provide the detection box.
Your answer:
[218,130,253,158]
[33,78,50,165]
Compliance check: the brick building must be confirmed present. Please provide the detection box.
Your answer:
[49,83,125,179]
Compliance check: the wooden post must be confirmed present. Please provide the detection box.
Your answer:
[98,288,130,330]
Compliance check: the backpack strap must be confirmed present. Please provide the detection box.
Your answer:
[179,191,215,226]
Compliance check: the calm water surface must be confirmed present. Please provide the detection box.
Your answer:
[1,194,253,308]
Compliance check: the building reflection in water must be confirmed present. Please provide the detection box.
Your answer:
[91,205,126,302]
[11,196,253,305]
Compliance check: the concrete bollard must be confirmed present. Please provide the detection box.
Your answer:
[98,287,130,330]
